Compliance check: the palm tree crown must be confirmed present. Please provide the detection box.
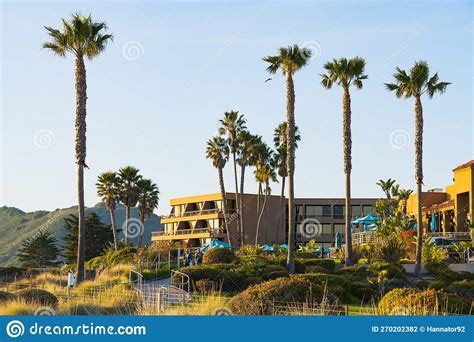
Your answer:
[118,166,142,206]
[43,13,113,59]
[206,137,229,169]
[320,57,368,90]
[384,61,450,98]
[96,171,120,210]
[263,44,312,75]
[137,179,160,222]
[218,111,247,152]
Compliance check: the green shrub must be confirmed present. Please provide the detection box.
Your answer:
[228,277,326,315]
[336,266,372,279]
[351,282,377,303]
[338,245,364,264]
[428,280,448,291]
[0,291,15,302]
[297,273,349,301]
[400,258,415,264]
[294,251,319,259]
[174,265,244,292]
[373,235,406,263]
[447,280,474,298]
[369,262,404,279]
[141,267,169,281]
[15,289,58,307]
[305,266,330,274]
[243,276,263,289]
[422,238,448,266]
[278,257,305,273]
[236,255,273,277]
[238,245,263,256]
[262,271,289,281]
[194,279,217,292]
[416,279,430,290]
[298,259,335,273]
[379,288,472,315]
[202,248,236,264]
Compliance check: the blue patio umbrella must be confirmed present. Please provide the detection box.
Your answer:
[431,213,438,232]
[279,244,288,249]
[262,245,275,252]
[201,239,233,253]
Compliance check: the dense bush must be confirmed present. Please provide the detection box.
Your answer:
[297,259,335,273]
[294,251,319,259]
[228,277,326,315]
[447,280,474,298]
[243,276,264,289]
[194,279,217,292]
[174,265,244,292]
[369,262,404,279]
[15,289,58,307]
[350,282,377,303]
[416,279,430,290]
[379,288,472,315]
[236,256,273,277]
[398,230,416,260]
[336,266,372,279]
[86,246,137,269]
[278,257,305,273]
[202,248,236,264]
[0,291,15,302]
[262,271,289,281]
[297,273,348,301]
[373,235,406,263]
[338,244,364,264]
[238,245,264,256]
[305,266,330,274]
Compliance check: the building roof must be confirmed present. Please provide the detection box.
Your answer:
[424,199,455,212]
[453,160,474,172]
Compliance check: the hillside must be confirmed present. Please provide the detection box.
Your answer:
[0,203,163,266]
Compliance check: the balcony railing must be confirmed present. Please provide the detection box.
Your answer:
[152,228,222,237]
[161,208,235,220]
[352,231,473,245]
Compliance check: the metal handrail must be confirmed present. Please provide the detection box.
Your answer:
[161,208,236,220]
[171,269,190,294]
[152,228,222,237]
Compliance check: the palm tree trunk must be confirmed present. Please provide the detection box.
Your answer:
[255,187,268,246]
[277,175,286,242]
[239,164,246,246]
[286,72,296,274]
[125,205,131,245]
[75,56,87,284]
[109,208,118,250]
[414,95,424,275]
[138,211,144,248]
[218,167,232,245]
[232,152,242,246]
[343,87,353,266]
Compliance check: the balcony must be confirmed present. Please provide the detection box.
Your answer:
[151,228,226,241]
[160,208,236,223]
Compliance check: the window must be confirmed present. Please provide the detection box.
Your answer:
[334,205,345,218]
[334,224,345,234]
[295,205,304,221]
[322,205,332,217]
[305,205,323,216]
[322,224,332,235]
[352,205,362,218]
[362,205,373,215]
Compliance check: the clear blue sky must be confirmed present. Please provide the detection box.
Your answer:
[1,0,472,214]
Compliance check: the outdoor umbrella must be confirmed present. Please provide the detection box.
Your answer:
[279,244,288,249]
[334,232,342,249]
[262,245,275,252]
[201,239,233,253]
[431,213,438,232]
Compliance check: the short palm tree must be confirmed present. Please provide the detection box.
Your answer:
[206,137,232,245]
[254,161,277,245]
[136,179,160,247]
[273,122,301,238]
[263,44,311,273]
[237,131,262,245]
[385,61,450,275]
[219,111,247,246]
[96,171,120,250]
[118,166,142,245]
[376,178,397,201]
[43,13,113,283]
[320,57,368,266]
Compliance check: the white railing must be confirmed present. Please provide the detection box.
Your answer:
[161,208,236,219]
[351,231,378,244]
[171,269,191,294]
[152,228,222,237]
[425,232,472,240]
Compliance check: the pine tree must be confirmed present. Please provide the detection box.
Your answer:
[62,213,113,263]
[17,230,60,268]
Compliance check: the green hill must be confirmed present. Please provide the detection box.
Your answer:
[0,203,163,266]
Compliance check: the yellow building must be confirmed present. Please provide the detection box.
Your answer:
[406,160,473,236]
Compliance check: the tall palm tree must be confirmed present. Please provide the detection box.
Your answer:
[219,111,247,246]
[385,61,450,275]
[376,178,397,201]
[136,179,160,247]
[118,166,142,245]
[273,122,301,239]
[206,137,232,245]
[237,131,261,245]
[96,171,120,250]
[254,160,277,245]
[43,13,113,283]
[254,142,273,218]
[263,44,311,273]
[320,57,368,267]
